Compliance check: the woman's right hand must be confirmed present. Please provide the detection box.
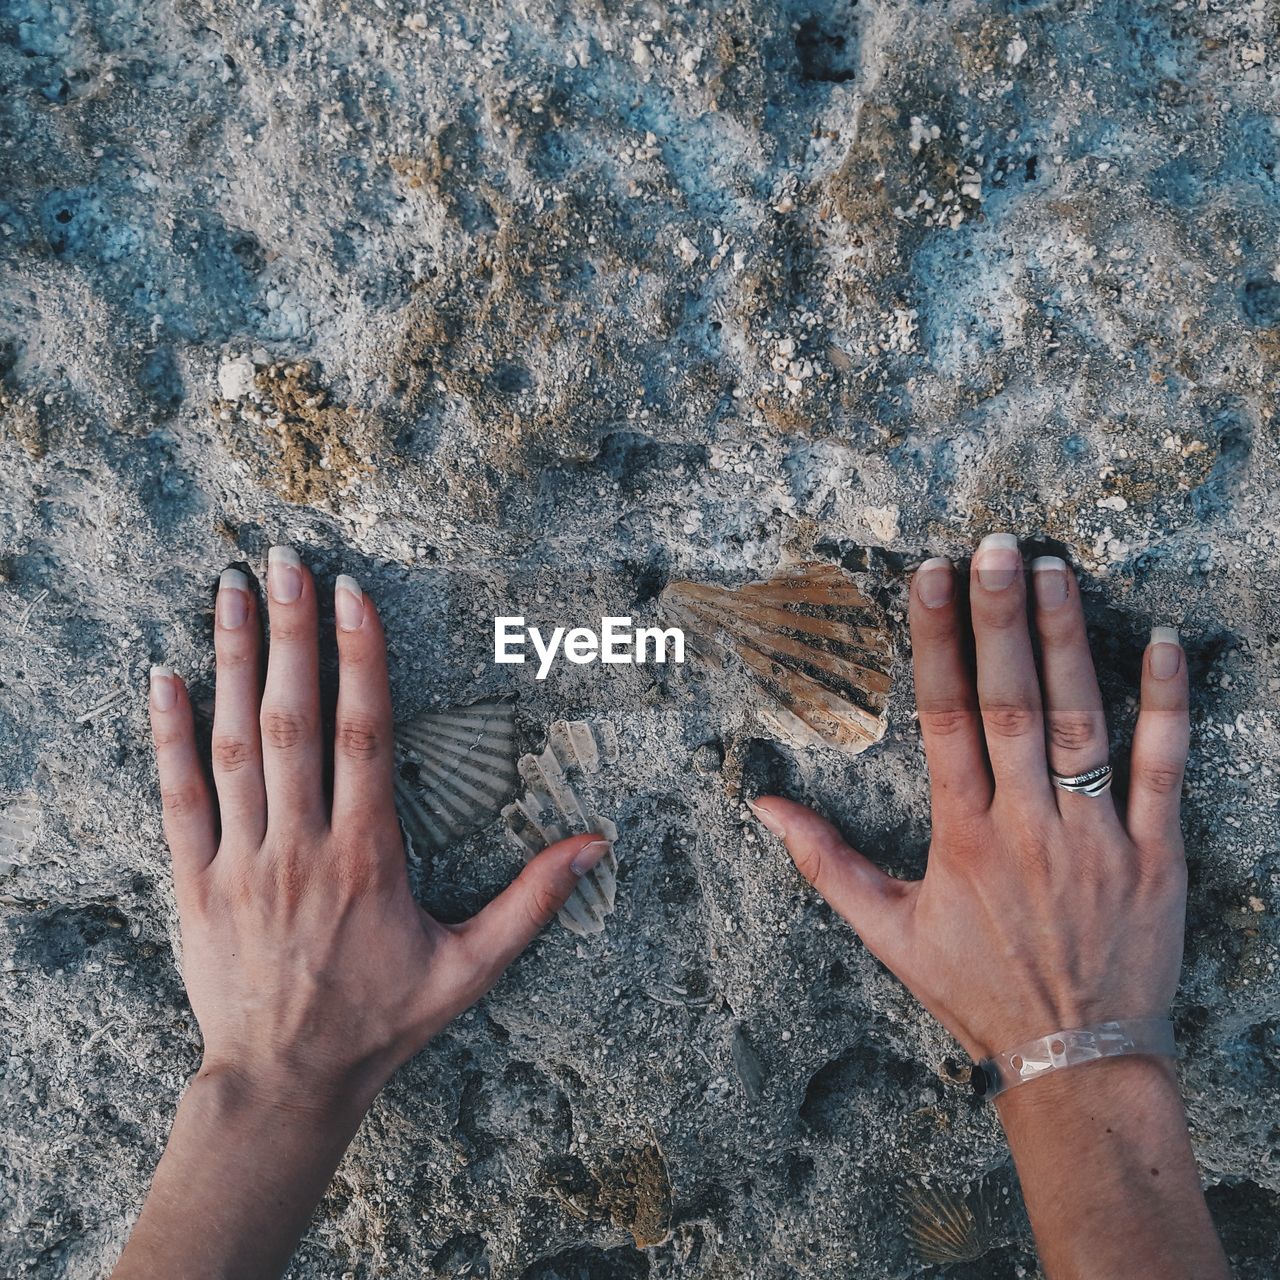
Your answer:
[751,533,1229,1279]
[750,533,1189,1066]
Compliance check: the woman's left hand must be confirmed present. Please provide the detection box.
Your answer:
[114,547,606,1280]
[148,546,607,1112]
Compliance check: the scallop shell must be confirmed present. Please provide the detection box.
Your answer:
[502,720,620,936]
[730,1022,767,1102]
[393,700,519,854]
[898,1179,1004,1266]
[0,793,41,876]
[660,562,892,755]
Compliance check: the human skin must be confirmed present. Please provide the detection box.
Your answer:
[112,548,609,1280]
[750,533,1230,1279]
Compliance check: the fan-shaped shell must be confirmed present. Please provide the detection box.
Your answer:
[898,1179,1004,1266]
[502,720,620,936]
[393,700,518,854]
[0,793,40,876]
[660,562,892,755]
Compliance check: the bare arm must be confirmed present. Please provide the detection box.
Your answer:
[114,550,607,1280]
[751,535,1229,1280]
[997,1058,1223,1277]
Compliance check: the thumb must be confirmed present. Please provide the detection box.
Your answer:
[461,833,611,978]
[749,796,912,954]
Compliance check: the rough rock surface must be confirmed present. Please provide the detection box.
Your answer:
[2,0,1278,1276]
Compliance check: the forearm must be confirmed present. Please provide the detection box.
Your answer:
[112,1066,370,1280]
[997,1057,1229,1280]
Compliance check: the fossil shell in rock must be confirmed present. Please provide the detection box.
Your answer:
[393,700,519,854]
[898,1179,1004,1266]
[598,1143,673,1248]
[660,562,892,754]
[502,720,620,936]
[730,1022,767,1102]
[0,793,41,875]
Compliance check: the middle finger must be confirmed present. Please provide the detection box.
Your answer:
[969,533,1055,810]
[261,545,326,830]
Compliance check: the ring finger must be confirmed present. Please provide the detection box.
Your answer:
[1029,556,1122,832]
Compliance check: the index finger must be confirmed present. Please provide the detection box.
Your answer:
[909,556,993,824]
[149,666,217,885]
[330,576,398,842]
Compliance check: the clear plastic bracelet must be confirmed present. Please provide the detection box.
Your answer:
[972,1017,1178,1101]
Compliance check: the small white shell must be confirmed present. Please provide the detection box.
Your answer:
[393,700,519,854]
[502,720,620,936]
[0,792,40,876]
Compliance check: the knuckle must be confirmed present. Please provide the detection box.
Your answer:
[1070,841,1113,884]
[790,842,823,887]
[994,808,1052,871]
[152,724,188,749]
[338,638,373,667]
[918,699,974,738]
[336,715,382,759]
[1034,606,1081,643]
[211,734,255,773]
[1111,856,1143,893]
[182,866,217,914]
[1046,712,1102,752]
[227,862,258,909]
[1013,837,1053,877]
[1135,761,1185,796]
[335,851,379,899]
[974,596,1025,630]
[161,781,204,818]
[260,708,311,751]
[912,609,962,642]
[936,809,987,851]
[216,651,254,676]
[528,883,563,929]
[214,633,256,670]
[266,616,312,646]
[981,699,1039,738]
[1141,854,1187,895]
[269,849,311,905]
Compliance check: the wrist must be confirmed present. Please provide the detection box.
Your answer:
[994,1052,1179,1127]
[993,1049,1228,1280]
[190,1056,378,1134]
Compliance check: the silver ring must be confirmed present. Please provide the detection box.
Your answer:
[1051,763,1113,796]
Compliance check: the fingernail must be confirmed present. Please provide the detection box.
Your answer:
[150,665,176,711]
[570,839,611,876]
[974,532,1021,591]
[915,556,954,609]
[1031,556,1069,609]
[1149,626,1182,679]
[747,798,787,838]
[335,574,364,632]
[268,545,302,604]
[217,568,250,629]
